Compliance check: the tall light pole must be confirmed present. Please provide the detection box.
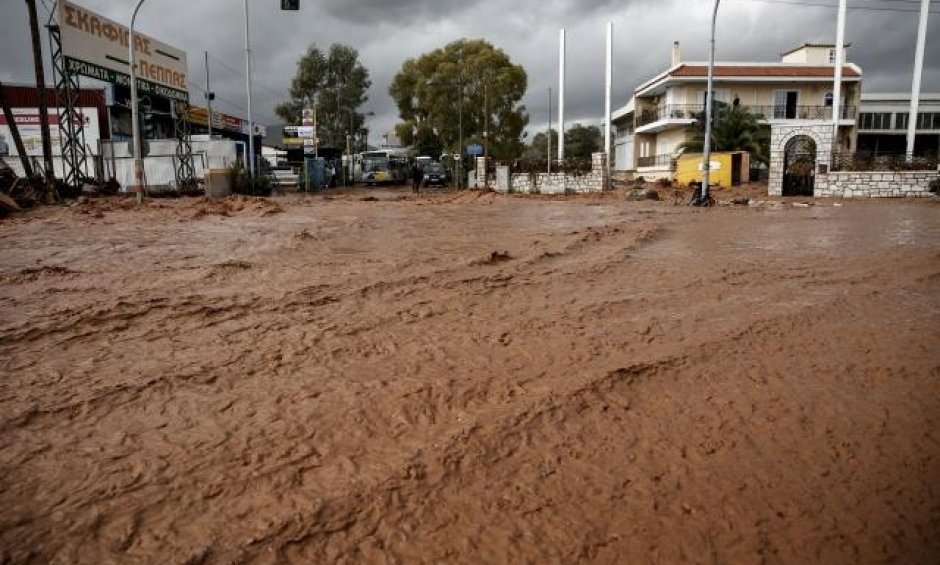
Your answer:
[702,0,720,202]
[243,0,255,176]
[547,87,552,175]
[605,21,613,188]
[205,51,214,139]
[558,29,566,162]
[832,0,847,152]
[906,0,930,161]
[129,0,146,204]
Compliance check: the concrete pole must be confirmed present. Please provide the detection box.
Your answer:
[547,86,552,175]
[605,21,613,186]
[832,0,846,152]
[458,85,463,188]
[26,0,54,182]
[205,51,213,139]
[906,0,930,161]
[129,0,146,204]
[243,0,255,176]
[558,28,566,162]
[702,0,720,202]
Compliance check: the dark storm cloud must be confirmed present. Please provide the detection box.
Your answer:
[318,0,470,24]
[0,0,936,143]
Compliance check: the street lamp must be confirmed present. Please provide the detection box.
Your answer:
[701,0,720,203]
[243,0,255,177]
[129,0,146,204]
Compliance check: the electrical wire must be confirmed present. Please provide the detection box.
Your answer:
[731,0,939,12]
[207,53,285,100]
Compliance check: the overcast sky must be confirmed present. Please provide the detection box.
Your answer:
[1,0,938,144]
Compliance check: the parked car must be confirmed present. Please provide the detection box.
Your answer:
[423,162,448,187]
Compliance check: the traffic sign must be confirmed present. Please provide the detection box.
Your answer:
[466,144,483,156]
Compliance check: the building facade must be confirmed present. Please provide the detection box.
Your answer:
[856,93,940,156]
[612,43,861,184]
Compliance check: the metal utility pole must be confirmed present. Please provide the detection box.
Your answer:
[605,21,613,187]
[832,0,846,149]
[548,87,552,175]
[26,0,54,181]
[702,0,720,202]
[483,80,489,189]
[458,83,464,188]
[244,0,255,176]
[205,51,214,139]
[558,29,566,162]
[906,0,930,161]
[129,0,146,204]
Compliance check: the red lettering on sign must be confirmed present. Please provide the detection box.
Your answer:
[76,9,89,31]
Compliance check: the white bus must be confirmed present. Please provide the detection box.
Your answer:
[359,149,410,185]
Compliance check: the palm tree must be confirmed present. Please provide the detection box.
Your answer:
[678,104,770,165]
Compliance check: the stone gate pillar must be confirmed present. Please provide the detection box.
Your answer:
[768,124,834,196]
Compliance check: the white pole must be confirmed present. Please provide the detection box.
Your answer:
[702,0,720,202]
[244,0,255,176]
[547,86,552,175]
[906,0,930,161]
[558,28,566,162]
[605,21,613,185]
[205,51,213,140]
[129,0,146,204]
[832,0,847,151]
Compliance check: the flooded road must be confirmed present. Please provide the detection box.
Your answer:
[1,191,938,563]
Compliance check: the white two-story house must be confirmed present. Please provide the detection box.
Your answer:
[612,42,862,181]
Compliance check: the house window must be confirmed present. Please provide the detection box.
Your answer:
[824,92,833,107]
[858,112,891,130]
[828,49,837,64]
[895,113,909,130]
[917,112,940,130]
[774,91,799,119]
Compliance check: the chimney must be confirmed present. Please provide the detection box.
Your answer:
[671,41,681,66]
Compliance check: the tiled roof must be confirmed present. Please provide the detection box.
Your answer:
[670,65,861,78]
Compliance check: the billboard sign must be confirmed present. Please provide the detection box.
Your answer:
[0,108,101,156]
[466,143,483,156]
[58,0,189,102]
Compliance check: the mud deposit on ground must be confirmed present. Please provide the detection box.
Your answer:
[1,192,938,564]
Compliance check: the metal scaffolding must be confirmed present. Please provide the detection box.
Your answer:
[47,14,89,190]
[174,100,196,191]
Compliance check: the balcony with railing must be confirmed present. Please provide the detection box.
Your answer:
[636,153,677,170]
[635,104,702,132]
[749,105,857,121]
[635,103,858,132]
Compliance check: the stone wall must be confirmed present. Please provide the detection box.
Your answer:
[815,170,938,198]
[493,153,610,194]
[768,124,833,196]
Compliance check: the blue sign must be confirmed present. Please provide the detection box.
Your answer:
[466,144,484,156]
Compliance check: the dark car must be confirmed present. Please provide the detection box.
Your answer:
[423,162,448,187]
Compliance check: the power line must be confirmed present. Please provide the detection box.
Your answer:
[206,53,285,100]
[732,0,939,12]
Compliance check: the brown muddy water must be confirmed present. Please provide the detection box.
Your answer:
[1,191,938,564]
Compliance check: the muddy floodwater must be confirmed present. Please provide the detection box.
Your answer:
[1,190,938,564]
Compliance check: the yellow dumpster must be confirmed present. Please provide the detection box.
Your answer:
[676,151,750,188]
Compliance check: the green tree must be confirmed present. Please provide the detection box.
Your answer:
[523,128,558,160]
[564,123,601,160]
[275,44,372,151]
[679,105,770,165]
[389,39,529,160]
